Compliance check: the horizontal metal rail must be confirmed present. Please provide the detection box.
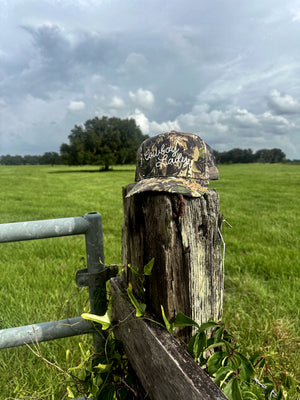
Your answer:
[0,317,94,349]
[0,215,90,243]
[0,212,106,350]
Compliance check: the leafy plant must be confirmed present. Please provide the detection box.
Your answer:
[25,257,296,400]
[77,258,296,400]
[70,261,155,399]
[161,313,297,400]
[125,258,154,317]
[66,337,138,400]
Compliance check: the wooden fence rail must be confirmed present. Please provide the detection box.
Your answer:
[111,276,227,400]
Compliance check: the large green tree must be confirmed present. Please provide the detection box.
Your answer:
[60,116,148,170]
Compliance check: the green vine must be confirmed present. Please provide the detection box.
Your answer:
[65,262,155,400]
[66,336,139,400]
[58,262,297,399]
[161,311,296,400]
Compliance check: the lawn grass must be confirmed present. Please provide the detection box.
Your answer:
[0,165,134,399]
[211,164,300,394]
[0,163,299,399]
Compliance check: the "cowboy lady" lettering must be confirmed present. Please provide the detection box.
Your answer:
[144,144,189,168]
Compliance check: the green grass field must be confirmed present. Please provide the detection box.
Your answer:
[0,164,299,399]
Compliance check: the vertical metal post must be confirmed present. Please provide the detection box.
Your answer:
[0,212,109,351]
[83,212,106,350]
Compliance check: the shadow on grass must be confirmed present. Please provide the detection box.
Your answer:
[48,168,135,174]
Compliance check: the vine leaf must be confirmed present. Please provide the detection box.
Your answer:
[235,352,255,382]
[127,283,146,317]
[198,320,220,333]
[67,386,75,399]
[94,363,112,373]
[81,312,111,330]
[174,312,199,328]
[143,258,155,276]
[207,351,226,375]
[223,376,243,400]
[190,331,207,361]
[161,305,174,335]
[214,366,236,387]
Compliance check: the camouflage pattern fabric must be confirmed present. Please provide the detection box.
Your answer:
[206,143,219,180]
[126,131,219,198]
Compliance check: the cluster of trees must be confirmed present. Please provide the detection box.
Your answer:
[60,116,148,170]
[214,148,287,164]
[0,117,148,169]
[1,116,296,167]
[0,152,61,166]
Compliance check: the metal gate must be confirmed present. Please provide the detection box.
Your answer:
[0,212,117,350]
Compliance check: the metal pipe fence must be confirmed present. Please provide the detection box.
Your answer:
[0,212,107,350]
[0,317,94,349]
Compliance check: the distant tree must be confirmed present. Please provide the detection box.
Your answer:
[40,152,61,165]
[23,155,41,165]
[60,116,148,170]
[214,148,254,164]
[228,148,254,163]
[0,155,24,165]
[271,148,286,163]
[254,148,286,163]
[215,147,286,164]
[0,152,62,165]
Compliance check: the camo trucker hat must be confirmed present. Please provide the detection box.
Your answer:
[126,131,218,198]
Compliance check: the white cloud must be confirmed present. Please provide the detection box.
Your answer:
[260,111,293,131]
[0,0,300,159]
[129,109,180,135]
[176,104,228,134]
[232,108,260,127]
[136,101,295,152]
[129,109,150,134]
[129,88,155,110]
[268,90,300,114]
[68,101,85,111]
[109,96,125,109]
[150,119,181,135]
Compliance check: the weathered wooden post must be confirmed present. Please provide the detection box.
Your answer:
[121,131,223,340]
[111,131,227,399]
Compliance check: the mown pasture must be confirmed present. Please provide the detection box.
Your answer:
[0,163,299,399]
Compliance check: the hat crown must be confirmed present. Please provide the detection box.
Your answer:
[126,130,217,198]
[136,131,209,182]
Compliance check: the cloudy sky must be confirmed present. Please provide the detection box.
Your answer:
[1,0,300,159]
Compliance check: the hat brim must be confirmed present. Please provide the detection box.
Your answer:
[125,176,209,198]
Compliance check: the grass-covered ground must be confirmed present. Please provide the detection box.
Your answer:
[0,164,299,399]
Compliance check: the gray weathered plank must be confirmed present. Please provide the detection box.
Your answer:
[111,276,228,400]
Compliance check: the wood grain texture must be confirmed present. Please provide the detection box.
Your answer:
[122,187,223,340]
[111,276,228,400]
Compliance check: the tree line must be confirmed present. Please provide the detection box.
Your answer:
[0,116,297,166]
[0,152,62,166]
[214,147,287,164]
